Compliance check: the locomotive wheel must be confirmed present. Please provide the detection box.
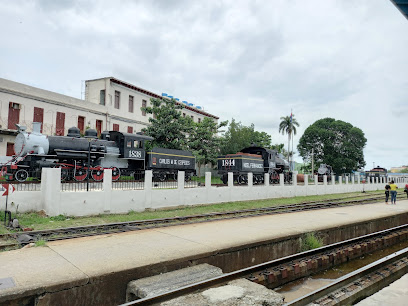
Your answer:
[74,168,88,181]
[158,172,166,182]
[91,169,104,181]
[60,168,71,181]
[15,169,29,182]
[111,167,120,181]
[185,174,191,182]
[238,175,247,185]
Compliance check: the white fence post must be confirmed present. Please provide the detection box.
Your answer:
[228,172,234,187]
[178,171,185,189]
[205,172,211,188]
[248,172,253,187]
[280,174,284,187]
[103,169,112,191]
[41,168,61,216]
[103,169,112,213]
[292,171,298,186]
[264,173,269,187]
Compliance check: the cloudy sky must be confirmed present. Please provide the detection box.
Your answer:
[0,0,407,170]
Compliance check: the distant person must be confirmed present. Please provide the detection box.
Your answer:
[389,180,398,204]
[385,183,390,204]
[404,184,408,198]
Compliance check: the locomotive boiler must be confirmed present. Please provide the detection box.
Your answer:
[1,123,196,182]
[217,145,292,184]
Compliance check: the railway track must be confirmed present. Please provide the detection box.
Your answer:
[0,192,391,250]
[287,247,408,305]
[121,224,408,305]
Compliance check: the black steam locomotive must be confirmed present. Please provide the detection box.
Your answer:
[316,164,333,182]
[217,146,292,184]
[1,123,196,182]
[365,166,387,180]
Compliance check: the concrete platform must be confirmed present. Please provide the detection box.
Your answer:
[1,200,408,305]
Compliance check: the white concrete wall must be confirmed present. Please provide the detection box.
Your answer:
[5,170,407,217]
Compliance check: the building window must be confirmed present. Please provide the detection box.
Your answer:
[33,107,44,133]
[114,91,120,109]
[191,115,194,121]
[113,123,119,131]
[183,113,186,117]
[96,120,103,136]
[56,112,65,136]
[142,100,147,116]
[198,118,201,123]
[127,126,133,134]
[8,102,20,130]
[129,96,134,113]
[6,142,14,156]
[78,116,85,134]
[100,90,105,105]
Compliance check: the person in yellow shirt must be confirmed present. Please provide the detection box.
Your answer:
[389,180,398,204]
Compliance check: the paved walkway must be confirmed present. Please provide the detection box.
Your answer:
[1,200,408,303]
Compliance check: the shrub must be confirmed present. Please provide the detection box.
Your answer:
[300,232,323,251]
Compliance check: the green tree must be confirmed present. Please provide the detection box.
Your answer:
[220,119,272,154]
[279,115,300,163]
[141,97,193,150]
[189,117,228,176]
[270,143,285,153]
[297,118,367,174]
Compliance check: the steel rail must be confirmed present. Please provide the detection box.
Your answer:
[0,194,387,249]
[286,247,408,306]
[120,223,408,305]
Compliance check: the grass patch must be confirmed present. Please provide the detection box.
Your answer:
[35,238,47,247]
[0,190,383,234]
[300,232,323,251]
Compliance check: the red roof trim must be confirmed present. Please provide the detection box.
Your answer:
[110,78,219,119]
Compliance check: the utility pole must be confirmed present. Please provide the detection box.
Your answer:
[311,147,314,175]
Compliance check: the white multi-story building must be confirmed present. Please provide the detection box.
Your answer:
[0,77,218,156]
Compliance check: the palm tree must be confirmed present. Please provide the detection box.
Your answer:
[279,115,300,168]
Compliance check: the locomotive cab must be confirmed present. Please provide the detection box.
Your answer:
[108,131,153,171]
[108,131,153,159]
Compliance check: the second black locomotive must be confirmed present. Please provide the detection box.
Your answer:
[217,146,292,184]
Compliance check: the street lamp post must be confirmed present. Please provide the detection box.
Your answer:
[87,139,91,191]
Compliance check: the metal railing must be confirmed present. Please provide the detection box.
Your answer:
[184,178,204,188]
[152,179,178,189]
[112,172,145,190]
